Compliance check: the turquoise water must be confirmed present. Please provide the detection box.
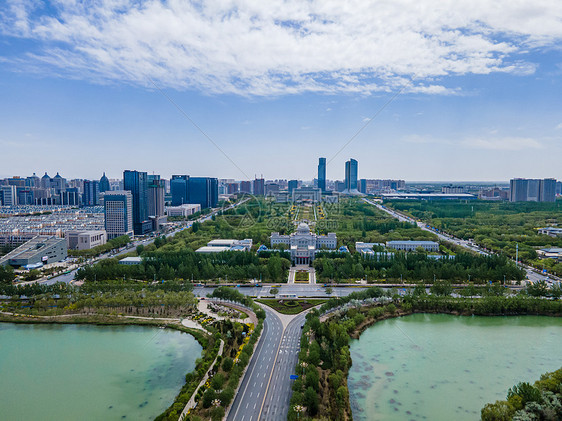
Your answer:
[348,314,562,421]
[0,323,202,421]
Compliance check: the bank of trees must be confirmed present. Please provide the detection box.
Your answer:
[67,235,131,258]
[75,250,290,283]
[313,252,525,283]
[482,367,562,421]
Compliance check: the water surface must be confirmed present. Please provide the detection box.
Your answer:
[348,314,562,421]
[0,323,202,421]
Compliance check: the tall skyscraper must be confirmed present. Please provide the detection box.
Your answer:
[253,178,265,195]
[188,177,218,209]
[170,175,189,206]
[83,180,100,206]
[318,158,326,192]
[148,178,166,217]
[510,178,557,202]
[539,178,556,202]
[123,170,151,235]
[345,158,358,191]
[99,172,110,193]
[104,191,134,239]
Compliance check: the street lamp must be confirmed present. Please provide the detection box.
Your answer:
[293,405,305,420]
[300,361,308,376]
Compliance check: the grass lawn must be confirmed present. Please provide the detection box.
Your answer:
[256,298,328,314]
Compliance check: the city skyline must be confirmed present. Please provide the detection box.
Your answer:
[1,1,562,181]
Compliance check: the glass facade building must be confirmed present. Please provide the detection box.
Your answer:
[318,157,326,192]
[123,170,150,235]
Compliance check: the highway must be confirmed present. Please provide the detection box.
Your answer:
[227,306,283,421]
[260,312,307,421]
[226,305,307,421]
[363,198,558,285]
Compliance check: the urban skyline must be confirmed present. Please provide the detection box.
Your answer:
[1,2,562,180]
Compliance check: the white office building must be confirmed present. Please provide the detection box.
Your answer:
[270,222,337,265]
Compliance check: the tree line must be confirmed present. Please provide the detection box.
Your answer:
[313,252,525,283]
[76,250,291,283]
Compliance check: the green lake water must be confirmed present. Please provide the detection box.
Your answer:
[0,323,202,421]
[348,314,562,421]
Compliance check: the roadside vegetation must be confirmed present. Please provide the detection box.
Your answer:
[67,234,131,258]
[288,286,562,421]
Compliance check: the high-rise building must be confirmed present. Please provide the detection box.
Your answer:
[148,178,165,217]
[189,177,218,209]
[83,180,100,206]
[123,170,151,235]
[345,158,358,191]
[0,185,18,206]
[510,178,557,202]
[240,181,252,194]
[227,183,239,194]
[288,180,299,193]
[539,179,556,202]
[26,173,40,188]
[99,172,110,193]
[170,175,189,206]
[556,181,562,196]
[253,178,265,195]
[318,158,326,192]
[52,172,66,193]
[104,191,134,239]
[41,172,51,189]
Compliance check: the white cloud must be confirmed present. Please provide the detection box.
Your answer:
[556,123,562,130]
[1,0,562,96]
[462,136,543,150]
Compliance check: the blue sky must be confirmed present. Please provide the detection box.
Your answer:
[1,1,561,182]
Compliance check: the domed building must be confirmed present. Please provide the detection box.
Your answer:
[99,172,110,193]
[270,222,337,265]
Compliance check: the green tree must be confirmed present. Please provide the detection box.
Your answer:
[270,287,279,296]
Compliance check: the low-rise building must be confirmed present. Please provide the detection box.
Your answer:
[538,227,562,238]
[0,236,67,267]
[537,248,562,259]
[66,230,107,250]
[119,256,143,265]
[386,240,439,252]
[166,204,202,218]
[195,238,253,253]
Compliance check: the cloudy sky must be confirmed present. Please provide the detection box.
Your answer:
[1,0,561,182]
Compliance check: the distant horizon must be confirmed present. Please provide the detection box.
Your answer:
[0,170,520,186]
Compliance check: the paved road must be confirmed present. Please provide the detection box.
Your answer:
[260,312,307,421]
[227,306,283,421]
[364,198,558,285]
[193,285,368,299]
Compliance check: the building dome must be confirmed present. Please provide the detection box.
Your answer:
[99,172,110,192]
[297,222,310,233]
[42,172,50,180]
[53,172,63,179]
